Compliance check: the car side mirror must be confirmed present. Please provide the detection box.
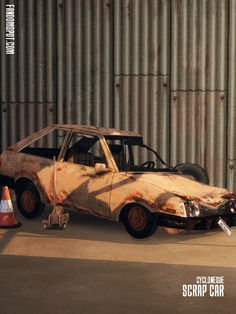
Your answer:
[94,163,110,173]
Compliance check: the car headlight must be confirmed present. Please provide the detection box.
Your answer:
[230,200,236,213]
[186,201,200,217]
[179,202,187,217]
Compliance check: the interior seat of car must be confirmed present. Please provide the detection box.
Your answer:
[108,144,126,171]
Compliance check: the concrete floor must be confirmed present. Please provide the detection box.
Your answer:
[0,201,236,314]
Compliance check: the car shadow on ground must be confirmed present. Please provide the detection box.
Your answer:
[4,201,233,248]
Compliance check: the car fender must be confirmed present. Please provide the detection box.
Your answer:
[109,173,185,221]
[14,170,50,204]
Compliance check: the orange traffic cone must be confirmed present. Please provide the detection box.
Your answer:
[0,186,21,228]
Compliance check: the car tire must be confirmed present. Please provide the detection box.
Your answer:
[123,205,158,238]
[16,182,45,218]
[175,163,209,185]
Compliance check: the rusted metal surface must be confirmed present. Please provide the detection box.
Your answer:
[42,205,69,229]
[170,0,234,194]
[0,125,235,230]
[171,0,228,91]
[0,0,57,151]
[170,91,227,188]
[0,0,236,196]
[114,0,170,75]
[114,75,170,165]
[56,0,113,127]
[109,171,235,220]
[227,0,236,193]
[50,124,141,137]
[0,105,56,151]
[114,0,170,166]
[20,190,35,213]
[128,206,147,231]
[0,0,56,102]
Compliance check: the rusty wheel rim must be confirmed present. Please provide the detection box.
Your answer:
[21,190,35,212]
[128,206,147,231]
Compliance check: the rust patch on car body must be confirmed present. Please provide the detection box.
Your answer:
[0,124,235,228]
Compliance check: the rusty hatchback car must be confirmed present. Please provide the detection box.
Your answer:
[0,124,236,238]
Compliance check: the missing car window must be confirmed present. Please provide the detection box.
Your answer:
[20,129,68,160]
[64,133,107,167]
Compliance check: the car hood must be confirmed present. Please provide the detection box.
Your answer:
[127,172,235,207]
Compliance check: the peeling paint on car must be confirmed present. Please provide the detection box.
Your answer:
[0,124,235,231]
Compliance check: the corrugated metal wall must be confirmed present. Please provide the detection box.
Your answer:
[227,0,236,192]
[0,0,57,148]
[0,0,236,192]
[171,0,228,91]
[56,0,113,127]
[170,91,227,187]
[170,0,229,188]
[114,0,170,163]
[114,0,169,76]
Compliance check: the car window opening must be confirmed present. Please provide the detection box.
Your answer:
[64,134,108,168]
[20,129,67,160]
[105,135,176,172]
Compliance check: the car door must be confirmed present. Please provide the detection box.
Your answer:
[53,132,114,218]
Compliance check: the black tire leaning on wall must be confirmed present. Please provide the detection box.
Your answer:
[175,163,209,185]
[15,181,45,218]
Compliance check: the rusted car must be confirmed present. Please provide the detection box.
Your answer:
[0,124,235,238]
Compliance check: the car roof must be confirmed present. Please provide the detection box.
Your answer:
[52,124,141,137]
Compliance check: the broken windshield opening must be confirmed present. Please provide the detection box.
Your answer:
[105,136,176,172]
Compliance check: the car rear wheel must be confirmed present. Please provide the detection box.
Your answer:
[123,205,158,238]
[16,182,45,218]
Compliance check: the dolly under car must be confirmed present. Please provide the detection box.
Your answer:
[0,124,235,238]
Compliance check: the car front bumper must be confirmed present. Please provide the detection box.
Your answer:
[156,200,236,230]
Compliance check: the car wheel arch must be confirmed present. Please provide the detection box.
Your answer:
[15,176,48,203]
[15,177,33,190]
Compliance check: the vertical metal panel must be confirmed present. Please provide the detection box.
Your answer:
[170,92,227,188]
[0,0,57,151]
[56,0,113,128]
[170,0,229,189]
[114,0,170,75]
[227,0,236,192]
[171,0,228,91]
[0,0,7,104]
[0,0,57,103]
[114,76,170,164]
[0,104,56,149]
[114,0,170,164]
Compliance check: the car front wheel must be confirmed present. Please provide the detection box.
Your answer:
[123,205,158,238]
[16,182,45,218]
